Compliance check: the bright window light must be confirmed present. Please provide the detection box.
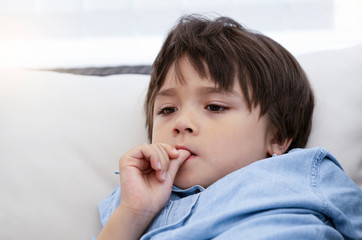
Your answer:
[0,0,361,68]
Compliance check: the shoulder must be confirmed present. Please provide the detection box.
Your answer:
[205,147,362,239]
[290,147,362,238]
[207,146,355,212]
[281,146,341,168]
[260,147,344,180]
[225,147,342,185]
[288,146,341,168]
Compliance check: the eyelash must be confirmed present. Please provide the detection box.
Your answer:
[157,104,228,116]
[205,104,229,113]
[158,107,177,116]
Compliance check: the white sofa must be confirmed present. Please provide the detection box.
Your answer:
[1,44,361,239]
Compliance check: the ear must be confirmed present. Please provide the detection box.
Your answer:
[266,127,293,156]
[267,137,293,156]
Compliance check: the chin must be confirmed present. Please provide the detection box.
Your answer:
[174,176,199,190]
[174,175,210,190]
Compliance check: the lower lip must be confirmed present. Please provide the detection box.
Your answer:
[186,155,197,161]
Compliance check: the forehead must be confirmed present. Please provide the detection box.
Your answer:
[158,55,240,94]
[157,67,242,100]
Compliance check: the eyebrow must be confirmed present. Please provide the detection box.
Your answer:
[156,88,177,97]
[198,86,242,97]
[156,86,242,98]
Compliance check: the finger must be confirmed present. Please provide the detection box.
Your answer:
[154,143,170,170]
[152,143,180,182]
[152,144,171,182]
[158,143,179,159]
[123,143,160,171]
[166,149,191,181]
[143,144,165,172]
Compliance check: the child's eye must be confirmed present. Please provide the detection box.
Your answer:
[205,104,228,113]
[158,107,178,115]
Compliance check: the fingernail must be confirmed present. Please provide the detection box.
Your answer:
[162,171,167,181]
[157,162,161,170]
[173,148,179,155]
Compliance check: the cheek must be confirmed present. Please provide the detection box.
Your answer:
[151,119,168,143]
[205,115,265,152]
[151,127,160,143]
[151,119,159,143]
[206,115,249,139]
[203,120,243,155]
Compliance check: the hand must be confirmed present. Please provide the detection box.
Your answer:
[118,143,191,217]
[96,143,190,240]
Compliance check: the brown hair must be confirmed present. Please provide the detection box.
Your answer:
[145,14,314,151]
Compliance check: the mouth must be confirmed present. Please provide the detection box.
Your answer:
[175,145,197,159]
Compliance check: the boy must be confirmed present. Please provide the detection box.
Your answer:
[96,15,362,239]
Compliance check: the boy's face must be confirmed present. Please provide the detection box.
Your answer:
[152,56,273,189]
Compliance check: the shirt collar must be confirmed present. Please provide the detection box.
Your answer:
[172,185,205,198]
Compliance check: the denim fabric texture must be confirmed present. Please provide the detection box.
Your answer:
[98,147,362,239]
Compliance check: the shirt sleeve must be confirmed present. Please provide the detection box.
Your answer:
[98,184,121,227]
[317,152,362,239]
[214,148,362,240]
[213,210,344,240]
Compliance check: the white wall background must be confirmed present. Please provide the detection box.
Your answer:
[0,0,361,68]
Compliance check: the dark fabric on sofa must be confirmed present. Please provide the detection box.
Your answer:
[49,65,152,76]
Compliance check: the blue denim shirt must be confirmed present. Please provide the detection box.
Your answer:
[98,147,362,239]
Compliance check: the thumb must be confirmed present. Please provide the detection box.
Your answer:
[166,149,191,181]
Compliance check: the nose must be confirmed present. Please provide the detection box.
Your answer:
[172,110,199,136]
